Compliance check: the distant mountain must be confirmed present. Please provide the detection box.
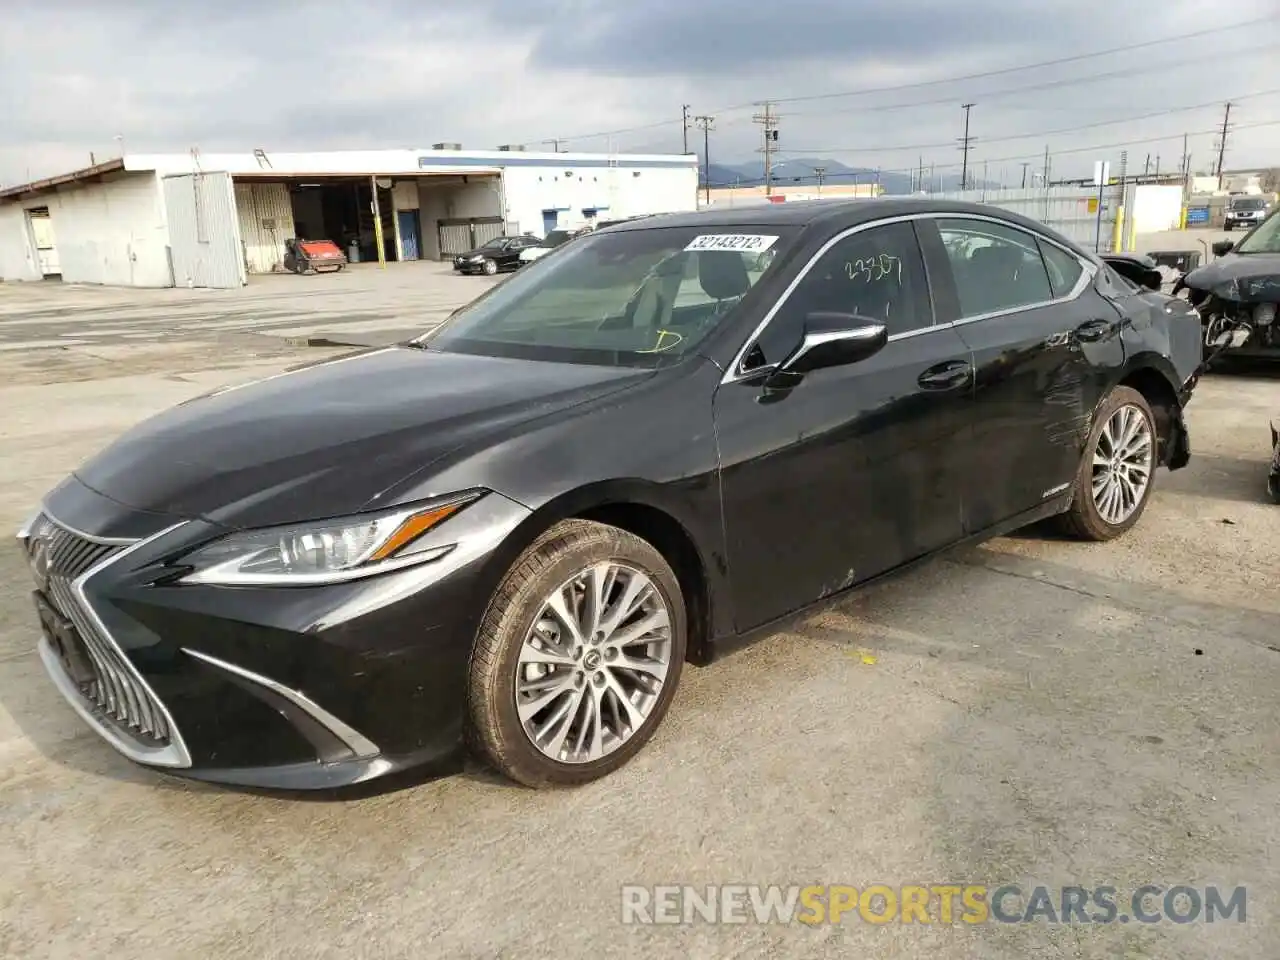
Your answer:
[703,157,997,194]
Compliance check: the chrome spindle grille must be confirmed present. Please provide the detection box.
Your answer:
[26,515,172,745]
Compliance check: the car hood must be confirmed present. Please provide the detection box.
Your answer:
[1181,253,1280,302]
[73,346,649,528]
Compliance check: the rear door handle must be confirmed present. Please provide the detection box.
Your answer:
[917,359,972,390]
[1073,319,1114,343]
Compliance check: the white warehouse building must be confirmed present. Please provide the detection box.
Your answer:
[0,145,699,288]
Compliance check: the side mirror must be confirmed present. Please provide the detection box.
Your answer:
[775,313,889,377]
[1212,240,1235,256]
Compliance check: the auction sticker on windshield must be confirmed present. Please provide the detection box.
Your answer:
[685,234,779,253]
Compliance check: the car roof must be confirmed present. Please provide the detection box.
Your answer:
[605,196,1065,237]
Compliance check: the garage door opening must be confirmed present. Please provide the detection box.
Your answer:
[289,179,397,265]
[26,207,60,279]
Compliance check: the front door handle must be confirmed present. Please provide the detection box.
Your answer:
[1073,319,1114,343]
[917,359,972,390]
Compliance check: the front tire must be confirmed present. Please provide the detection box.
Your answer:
[467,520,687,788]
[482,258,498,276]
[1056,386,1158,541]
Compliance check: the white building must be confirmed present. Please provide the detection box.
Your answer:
[0,146,699,287]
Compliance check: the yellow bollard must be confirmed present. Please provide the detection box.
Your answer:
[1179,206,1188,230]
[1112,205,1125,253]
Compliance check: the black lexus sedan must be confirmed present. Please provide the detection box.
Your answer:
[18,198,1203,792]
[452,234,539,275]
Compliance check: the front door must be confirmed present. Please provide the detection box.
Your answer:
[922,217,1126,532]
[713,220,974,633]
[397,211,421,260]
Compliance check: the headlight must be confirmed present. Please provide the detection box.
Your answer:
[176,493,481,586]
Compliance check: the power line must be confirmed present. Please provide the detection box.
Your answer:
[779,88,1280,156]
[705,117,1280,188]
[778,42,1277,120]
[526,17,1276,146]
[716,15,1277,111]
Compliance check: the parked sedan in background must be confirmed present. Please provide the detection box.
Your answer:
[517,227,584,266]
[453,235,540,275]
[18,198,1201,795]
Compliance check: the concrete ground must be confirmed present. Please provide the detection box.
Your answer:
[1,254,1279,959]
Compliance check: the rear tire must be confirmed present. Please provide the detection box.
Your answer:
[1056,386,1158,541]
[466,520,687,788]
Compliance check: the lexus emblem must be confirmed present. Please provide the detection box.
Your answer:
[28,538,50,591]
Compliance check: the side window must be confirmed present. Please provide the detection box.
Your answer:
[743,222,932,371]
[937,219,1054,319]
[1037,239,1086,298]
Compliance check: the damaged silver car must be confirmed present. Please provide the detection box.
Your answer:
[1174,208,1280,358]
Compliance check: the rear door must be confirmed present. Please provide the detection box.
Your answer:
[713,219,974,632]
[162,172,246,288]
[918,216,1125,533]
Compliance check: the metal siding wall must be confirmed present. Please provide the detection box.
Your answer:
[163,173,246,288]
[439,223,471,255]
[472,220,504,246]
[927,186,1124,251]
[235,182,295,273]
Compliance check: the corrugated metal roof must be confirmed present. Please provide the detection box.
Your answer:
[0,158,130,202]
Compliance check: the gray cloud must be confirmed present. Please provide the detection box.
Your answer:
[2,0,1278,187]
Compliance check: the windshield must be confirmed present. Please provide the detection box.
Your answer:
[1234,210,1280,254]
[544,230,572,247]
[421,225,796,367]
[1231,198,1266,210]
[481,237,509,250]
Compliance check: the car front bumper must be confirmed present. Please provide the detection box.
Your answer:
[17,478,531,791]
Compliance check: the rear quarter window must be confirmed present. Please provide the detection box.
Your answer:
[1037,240,1086,298]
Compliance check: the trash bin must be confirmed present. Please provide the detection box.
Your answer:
[1148,250,1201,273]
[348,241,361,264]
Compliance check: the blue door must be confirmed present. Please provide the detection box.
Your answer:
[542,210,559,234]
[397,211,421,260]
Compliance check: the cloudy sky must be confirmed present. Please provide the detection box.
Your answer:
[2,0,1279,187]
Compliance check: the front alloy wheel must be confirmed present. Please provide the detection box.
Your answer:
[1057,386,1158,540]
[482,258,498,275]
[467,520,687,787]
[516,563,673,764]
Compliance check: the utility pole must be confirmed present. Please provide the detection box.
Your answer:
[682,104,691,155]
[1042,144,1051,187]
[1021,162,1030,188]
[917,156,924,193]
[1214,101,1232,186]
[695,115,715,205]
[753,101,779,196]
[1179,132,1189,179]
[1155,155,1161,178]
[1144,154,1151,176]
[958,103,976,191]
[813,164,826,195]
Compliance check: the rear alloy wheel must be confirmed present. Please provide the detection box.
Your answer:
[1057,386,1157,541]
[482,258,498,276]
[467,520,686,787]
